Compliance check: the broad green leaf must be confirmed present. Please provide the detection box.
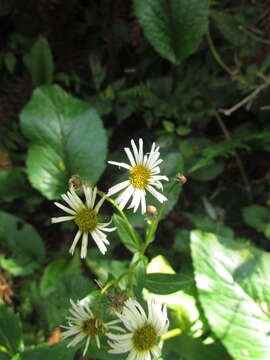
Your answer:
[0,169,28,202]
[233,250,270,307]
[20,85,107,199]
[242,205,270,239]
[86,345,123,360]
[113,214,141,252]
[21,341,76,360]
[0,305,23,355]
[164,333,228,360]
[186,213,234,240]
[0,255,40,277]
[11,355,21,360]
[0,353,10,360]
[23,37,54,86]
[133,0,209,64]
[31,274,95,329]
[188,160,225,181]
[145,273,193,294]
[0,211,45,276]
[40,255,81,297]
[191,230,270,360]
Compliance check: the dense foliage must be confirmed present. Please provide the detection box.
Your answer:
[0,0,270,359]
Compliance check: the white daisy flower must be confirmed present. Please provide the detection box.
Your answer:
[107,139,168,214]
[107,298,169,360]
[51,185,116,258]
[62,299,123,357]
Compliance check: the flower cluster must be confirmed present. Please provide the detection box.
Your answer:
[52,139,168,258]
[52,139,170,359]
[63,297,169,360]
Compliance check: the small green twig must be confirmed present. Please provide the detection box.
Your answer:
[214,111,252,200]
[238,25,270,45]
[206,30,234,77]
[219,80,270,116]
[100,259,142,294]
[144,182,177,251]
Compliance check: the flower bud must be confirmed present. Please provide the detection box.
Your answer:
[68,175,84,190]
[176,173,187,185]
[146,205,158,216]
[109,293,129,313]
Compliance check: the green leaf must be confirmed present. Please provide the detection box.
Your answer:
[242,205,270,239]
[0,170,28,202]
[162,120,175,133]
[176,125,191,136]
[186,213,234,240]
[113,214,141,252]
[164,333,228,360]
[20,85,107,199]
[23,37,54,86]
[211,10,245,46]
[133,0,209,64]
[188,160,225,181]
[145,273,193,294]
[0,211,45,276]
[0,305,23,355]
[21,341,76,360]
[40,256,81,297]
[11,355,21,360]
[191,230,270,360]
[0,353,10,360]
[31,274,95,330]
[4,52,16,73]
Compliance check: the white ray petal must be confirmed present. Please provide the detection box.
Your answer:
[53,202,76,215]
[94,195,105,213]
[107,180,130,196]
[108,161,131,170]
[146,185,167,203]
[115,185,134,210]
[80,232,89,258]
[51,216,74,223]
[69,230,82,255]
[124,147,136,166]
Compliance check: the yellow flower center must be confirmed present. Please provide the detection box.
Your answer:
[74,208,97,233]
[129,165,151,189]
[132,323,157,351]
[81,318,101,336]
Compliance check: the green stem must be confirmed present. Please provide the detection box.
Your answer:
[144,182,177,251]
[144,204,165,251]
[214,111,252,200]
[101,259,142,294]
[207,30,234,76]
[238,25,270,45]
[97,189,140,247]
